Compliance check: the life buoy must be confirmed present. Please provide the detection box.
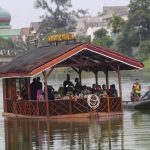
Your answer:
[87,94,100,109]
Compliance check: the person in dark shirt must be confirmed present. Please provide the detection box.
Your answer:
[30,78,37,100]
[63,74,74,95]
[108,84,118,97]
[36,76,42,90]
[74,77,81,95]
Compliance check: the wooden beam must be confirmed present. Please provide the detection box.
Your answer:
[79,69,82,85]
[30,44,85,76]
[117,65,123,112]
[70,57,81,65]
[94,71,98,86]
[42,72,49,117]
[72,67,79,74]
[2,79,7,112]
[105,70,109,90]
[27,77,31,100]
[45,68,54,79]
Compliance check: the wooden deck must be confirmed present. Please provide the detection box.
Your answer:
[3,97,122,118]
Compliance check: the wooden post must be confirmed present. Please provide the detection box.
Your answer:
[107,96,110,112]
[2,79,7,112]
[105,71,109,90]
[43,68,54,117]
[44,76,49,117]
[117,65,123,111]
[79,69,82,85]
[95,71,98,86]
[19,78,21,97]
[27,78,31,100]
[69,97,72,114]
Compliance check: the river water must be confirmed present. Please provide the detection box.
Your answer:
[0,77,150,150]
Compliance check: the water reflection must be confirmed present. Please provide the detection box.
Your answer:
[4,116,124,150]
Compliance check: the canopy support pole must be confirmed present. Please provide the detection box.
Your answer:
[104,70,109,90]
[43,68,54,118]
[3,79,7,112]
[27,77,31,100]
[79,69,82,85]
[117,65,123,111]
[94,71,98,86]
[72,67,82,85]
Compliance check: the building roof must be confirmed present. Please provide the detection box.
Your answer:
[0,43,144,78]
[21,27,30,37]
[30,22,41,31]
[0,7,11,23]
[0,29,20,37]
[103,6,128,16]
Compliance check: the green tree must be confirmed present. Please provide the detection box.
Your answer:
[0,38,14,49]
[93,28,114,49]
[137,40,150,60]
[116,0,150,56]
[128,0,150,40]
[34,0,88,32]
[94,28,107,39]
[116,23,139,56]
[108,15,126,33]
[35,0,72,29]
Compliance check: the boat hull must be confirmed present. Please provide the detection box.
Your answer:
[135,99,150,109]
[123,99,150,110]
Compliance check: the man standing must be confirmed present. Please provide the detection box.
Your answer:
[63,74,74,95]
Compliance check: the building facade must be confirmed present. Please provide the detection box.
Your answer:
[76,6,128,41]
[0,7,20,40]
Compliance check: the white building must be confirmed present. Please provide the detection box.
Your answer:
[76,6,128,41]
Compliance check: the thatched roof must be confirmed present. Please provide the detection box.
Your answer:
[0,43,144,78]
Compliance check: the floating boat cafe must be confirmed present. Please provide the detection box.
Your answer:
[0,34,144,119]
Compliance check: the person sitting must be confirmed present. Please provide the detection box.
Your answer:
[130,89,139,102]
[74,77,81,95]
[140,86,150,101]
[132,79,141,98]
[47,85,55,100]
[100,84,108,98]
[96,85,102,96]
[91,84,96,94]
[108,84,118,97]
[37,89,44,101]
[63,74,74,95]
[58,87,64,97]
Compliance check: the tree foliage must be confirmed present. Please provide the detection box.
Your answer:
[93,28,114,49]
[116,0,150,56]
[94,28,108,39]
[108,15,126,33]
[128,0,150,40]
[34,0,88,32]
[0,38,14,49]
[137,40,150,60]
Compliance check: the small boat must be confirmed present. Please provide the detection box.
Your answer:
[134,99,150,109]
[123,99,150,110]
[123,101,136,109]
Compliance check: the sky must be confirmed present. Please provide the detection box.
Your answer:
[0,0,130,29]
